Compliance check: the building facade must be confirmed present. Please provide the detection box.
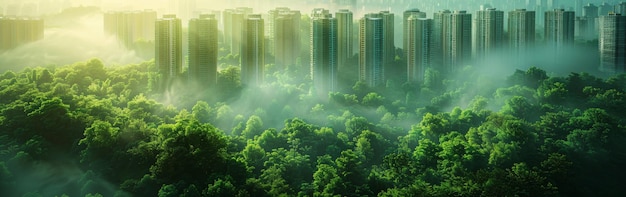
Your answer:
[336,9,353,71]
[599,13,626,74]
[188,14,218,88]
[359,13,385,87]
[103,10,156,48]
[472,6,504,60]
[406,15,432,83]
[155,15,183,91]
[274,9,301,68]
[508,9,536,58]
[544,9,575,52]
[0,17,44,51]
[310,11,338,95]
[241,14,265,87]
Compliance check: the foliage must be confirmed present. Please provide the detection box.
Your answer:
[1,58,625,196]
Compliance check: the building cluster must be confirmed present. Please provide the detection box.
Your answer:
[0,17,44,51]
[148,2,626,93]
[104,10,157,48]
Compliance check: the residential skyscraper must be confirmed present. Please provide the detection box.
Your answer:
[442,10,472,72]
[359,13,385,87]
[403,9,427,54]
[336,9,353,70]
[583,3,598,18]
[545,9,575,52]
[406,15,432,83]
[103,10,156,48]
[508,9,536,58]
[472,6,504,60]
[599,13,626,74]
[310,11,338,95]
[224,7,252,55]
[266,7,290,55]
[432,10,452,69]
[241,14,265,87]
[619,2,626,15]
[599,2,613,16]
[0,17,44,51]
[155,14,183,91]
[379,11,395,80]
[274,10,301,68]
[188,14,218,88]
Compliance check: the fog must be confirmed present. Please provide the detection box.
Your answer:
[0,10,144,73]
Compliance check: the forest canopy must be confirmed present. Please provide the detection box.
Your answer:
[1,58,626,196]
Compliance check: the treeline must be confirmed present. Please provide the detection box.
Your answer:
[1,58,626,196]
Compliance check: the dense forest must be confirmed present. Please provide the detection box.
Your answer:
[1,58,626,196]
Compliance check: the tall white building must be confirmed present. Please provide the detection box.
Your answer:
[155,15,183,91]
[599,13,626,74]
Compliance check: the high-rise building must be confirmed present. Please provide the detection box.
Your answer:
[359,13,385,87]
[155,14,183,91]
[188,14,218,88]
[545,9,575,52]
[274,9,301,68]
[241,14,265,87]
[598,2,613,16]
[0,17,44,51]
[438,10,472,72]
[508,9,536,58]
[379,11,395,80]
[336,9,353,70]
[472,6,504,60]
[403,9,427,54]
[619,2,626,16]
[266,7,290,55]
[575,16,594,40]
[406,15,432,83]
[224,7,252,55]
[583,3,598,18]
[599,13,626,74]
[432,10,452,69]
[103,10,156,48]
[310,11,338,95]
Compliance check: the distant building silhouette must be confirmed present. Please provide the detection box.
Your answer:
[433,10,471,73]
[188,14,218,89]
[0,17,43,51]
[155,14,183,91]
[241,14,265,87]
[103,10,156,48]
[336,9,353,71]
[599,13,626,74]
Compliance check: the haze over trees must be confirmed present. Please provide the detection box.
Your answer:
[1,55,625,196]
